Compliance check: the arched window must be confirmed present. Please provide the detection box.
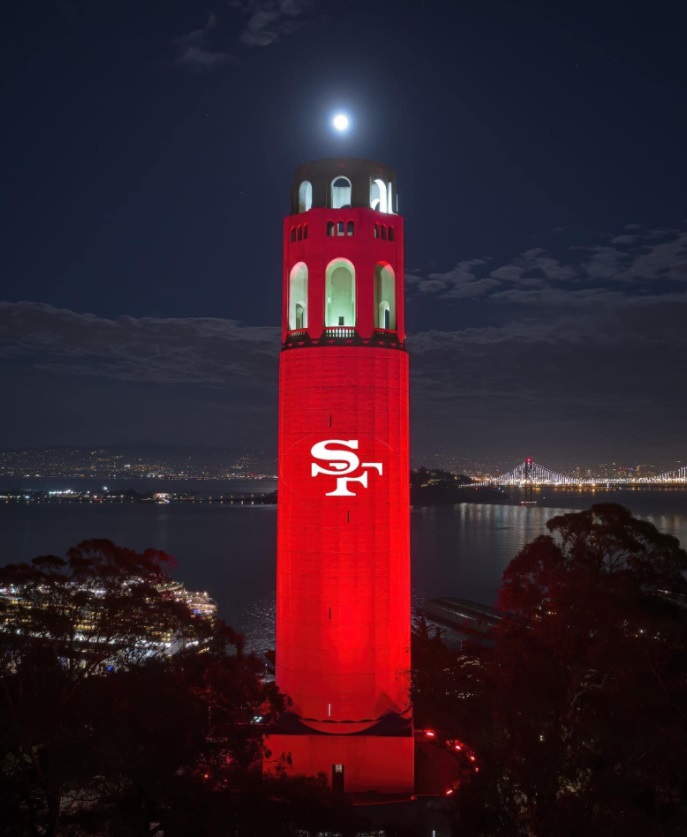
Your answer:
[388,227,394,242]
[374,224,379,238]
[298,181,312,212]
[327,221,335,236]
[290,228,296,242]
[337,220,345,236]
[370,178,388,213]
[325,259,356,327]
[347,221,354,236]
[331,177,352,209]
[297,226,303,241]
[303,224,308,239]
[288,262,308,331]
[375,263,396,330]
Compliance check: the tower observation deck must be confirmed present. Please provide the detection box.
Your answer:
[265,159,414,795]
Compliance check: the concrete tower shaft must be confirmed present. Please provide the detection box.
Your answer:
[269,159,413,795]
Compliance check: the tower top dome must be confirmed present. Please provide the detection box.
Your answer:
[291,158,398,215]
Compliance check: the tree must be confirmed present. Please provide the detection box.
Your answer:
[499,502,687,621]
[439,505,687,836]
[0,540,284,836]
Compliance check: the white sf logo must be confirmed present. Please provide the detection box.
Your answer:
[310,440,383,497]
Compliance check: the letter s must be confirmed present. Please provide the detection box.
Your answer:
[311,440,360,476]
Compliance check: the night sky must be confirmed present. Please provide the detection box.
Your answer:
[2,0,686,470]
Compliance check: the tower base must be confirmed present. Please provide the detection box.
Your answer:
[264,729,414,795]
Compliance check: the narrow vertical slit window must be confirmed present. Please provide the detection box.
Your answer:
[288,262,308,331]
[298,180,312,212]
[375,262,396,330]
[370,178,388,212]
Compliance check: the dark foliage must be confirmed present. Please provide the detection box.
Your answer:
[413,504,687,836]
[410,467,475,506]
[0,540,294,836]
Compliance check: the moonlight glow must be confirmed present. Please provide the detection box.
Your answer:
[332,113,350,132]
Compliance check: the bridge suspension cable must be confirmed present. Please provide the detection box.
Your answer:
[653,465,687,483]
[488,459,580,486]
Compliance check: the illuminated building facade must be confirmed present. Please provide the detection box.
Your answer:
[267,159,413,794]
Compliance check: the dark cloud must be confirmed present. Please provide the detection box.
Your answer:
[0,302,279,387]
[1,218,685,460]
[170,12,234,70]
[168,3,319,70]
[2,291,685,462]
[410,225,687,305]
[229,0,318,48]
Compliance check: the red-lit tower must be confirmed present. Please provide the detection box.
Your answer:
[266,159,413,794]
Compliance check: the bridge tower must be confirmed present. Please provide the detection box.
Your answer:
[266,159,413,794]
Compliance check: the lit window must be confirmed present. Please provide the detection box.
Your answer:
[325,258,355,327]
[298,180,312,212]
[370,178,388,213]
[288,262,308,330]
[331,176,352,209]
[375,262,396,330]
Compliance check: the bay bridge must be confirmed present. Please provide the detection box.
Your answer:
[481,459,687,487]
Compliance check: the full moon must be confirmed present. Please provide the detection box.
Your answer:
[332,113,350,132]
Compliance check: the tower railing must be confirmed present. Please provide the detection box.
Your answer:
[323,326,356,339]
[284,328,405,351]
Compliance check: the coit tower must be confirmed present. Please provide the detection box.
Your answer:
[267,159,413,795]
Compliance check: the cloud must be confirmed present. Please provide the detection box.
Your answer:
[409,225,687,307]
[0,302,279,387]
[579,228,687,284]
[1,297,685,460]
[406,309,687,452]
[170,12,233,70]
[229,0,318,48]
[168,3,319,70]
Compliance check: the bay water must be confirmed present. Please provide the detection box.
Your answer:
[1,479,685,653]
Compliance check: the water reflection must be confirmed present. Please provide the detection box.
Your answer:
[1,489,685,652]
